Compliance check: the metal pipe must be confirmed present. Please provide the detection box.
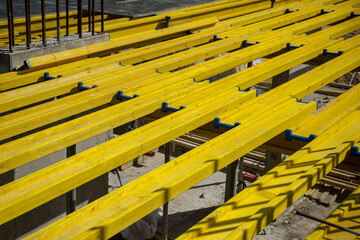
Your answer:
[56,0,60,42]
[66,0,69,36]
[88,0,91,32]
[41,0,46,46]
[101,0,104,33]
[162,142,171,240]
[78,0,82,38]
[92,0,95,35]
[66,144,77,215]
[296,211,360,236]
[6,0,14,52]
[25,0,31,49]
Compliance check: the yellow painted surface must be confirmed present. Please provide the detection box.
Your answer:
[178,111,360,240]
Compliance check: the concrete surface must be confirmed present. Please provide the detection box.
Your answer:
[0,0,220,20]
[0,33,109,73]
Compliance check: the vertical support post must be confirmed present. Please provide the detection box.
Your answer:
[41,0,46,46]
[225,159,239,202]
[88,0,91,32]
[6,0,14,52]
[101,0,104,33]
[56,0,60,42]
[162,142,171,240]
[238,157,244,191]
[66,144,77,214]
[66,0,69,36]
[25,0,31,49]
[92,0,95,35]
[78,0,83,38]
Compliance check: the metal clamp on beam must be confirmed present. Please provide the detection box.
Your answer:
[44,72,62,80]
[350,146,360,157]
[271,0,275,8]
[117,91,139,101]
[320,9,331,14]
[12,59,31,71]
[213,117,240,130]
[161,102,185,113]
[286,43,304,50]
[165,16,171,28]
[237,87,258,97]
[323,49,343,56]
[296,97,319,109]
[285,129,317,143]
[213,35,224,41]
[242,40,260,47]
[350,12,360,18]
[77,82,97,92]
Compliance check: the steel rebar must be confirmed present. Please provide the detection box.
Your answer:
[78,0,83,38]
[6,0,14,52]
[88,0,91,31]
[56,0,60,42]
[41,0,46,46]
[101,0,104,33]
[25,0,31,49]
[66,0,69,35]
[296,211,360,236]
[92,0,95,35]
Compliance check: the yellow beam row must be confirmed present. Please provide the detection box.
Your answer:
[7,0,342,71]
[25,45,360,239]
[0,87,256,226]
[0,27,344,176]
[307,186,360,239]
[0,11,78,28]
[0,6,287,90]
[179,110,360,240]
[0,0,344,90]
[25,99,315,240]
[2,35,359,238]
[1,5,357,141]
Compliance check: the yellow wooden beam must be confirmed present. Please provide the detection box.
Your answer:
[0,89,256,226]
[24,98,316,240]
[179,111,360,240]
[0,32,338,175]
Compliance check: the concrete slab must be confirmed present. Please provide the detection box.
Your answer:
[0,0,221,20]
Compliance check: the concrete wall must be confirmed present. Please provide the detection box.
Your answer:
[0,129,112,240]
[0,33,109,73]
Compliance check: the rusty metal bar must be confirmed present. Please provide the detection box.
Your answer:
[6,0,14,52]
[56,0,60,42]
[25,0,31,49]
[91,0,95,35]
[296,211,360,236]
[101,0,104,33]
[78,0,82,38]
[88,0,91,31]
[41,0,46,46]
[10,0,14,46]
[66,0,69,36]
